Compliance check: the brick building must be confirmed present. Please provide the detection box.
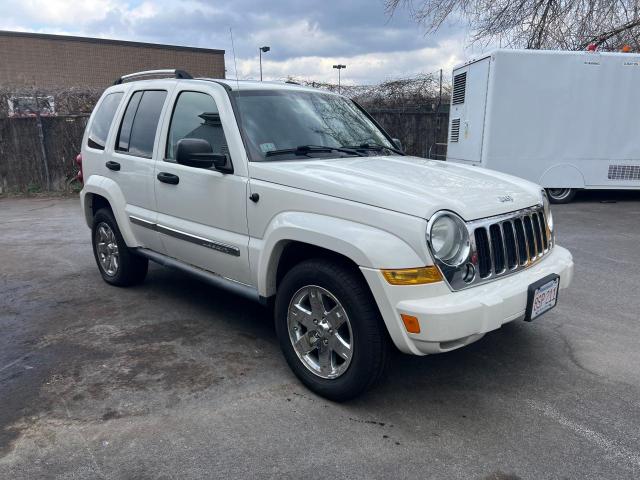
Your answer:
[0,31,226,193]
[0,30,225,90]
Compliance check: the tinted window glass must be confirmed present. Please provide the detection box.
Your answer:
[87,92,123,150]
[116,90,167,158]
[166,91,228,160]
[116,91,142,152]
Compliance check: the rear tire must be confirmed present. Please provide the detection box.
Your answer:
[275,259,388,401]
[92,208,148,286]
[546,188,576,204]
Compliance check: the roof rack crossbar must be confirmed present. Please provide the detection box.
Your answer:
[114,69,193,85]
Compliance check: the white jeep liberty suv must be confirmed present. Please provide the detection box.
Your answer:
[80,69,574,401]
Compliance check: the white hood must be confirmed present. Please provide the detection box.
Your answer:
[249,156,542,221]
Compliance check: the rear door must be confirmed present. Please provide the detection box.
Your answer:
[153,83,251,285]
[109,83,174,252]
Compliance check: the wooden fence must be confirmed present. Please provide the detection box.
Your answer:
[0,115,88,193]
[0,108,450,194]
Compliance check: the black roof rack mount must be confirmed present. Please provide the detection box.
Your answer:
[114,69,193,85]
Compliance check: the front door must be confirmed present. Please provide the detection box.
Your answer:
[153,86,251,285]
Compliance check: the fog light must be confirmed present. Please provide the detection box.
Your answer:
[382,266,443,285]
[462,263,475,283]
[401,314,421,334]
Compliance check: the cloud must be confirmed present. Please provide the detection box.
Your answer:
[236,36,467,84]
[0,0,474,83]
[1,0,115,26]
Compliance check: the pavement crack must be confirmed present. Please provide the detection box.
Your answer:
[528,399,640,470]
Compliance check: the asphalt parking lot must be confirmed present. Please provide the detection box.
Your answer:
[1,191,639,479]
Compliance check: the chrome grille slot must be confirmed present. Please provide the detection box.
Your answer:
[538,212,549,250]
[523,215,536,260]
[440,205,553,291]
[474,227,491,278]
[489,224,505,273]
[513,218,527,265]
[502,221,517,269]
[532,213,543,255]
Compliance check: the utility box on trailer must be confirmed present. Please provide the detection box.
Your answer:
[446,49,640,202]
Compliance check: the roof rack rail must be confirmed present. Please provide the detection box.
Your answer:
[285,80,301,85]
[113,69,193,85]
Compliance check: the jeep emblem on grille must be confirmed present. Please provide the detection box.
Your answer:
[497,195,514,203]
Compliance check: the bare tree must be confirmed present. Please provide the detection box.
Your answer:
[289,72,451,109]
[386,0,640,50]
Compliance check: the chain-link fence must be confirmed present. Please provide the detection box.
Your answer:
[0,87,99,194]
[289,72,451,158]
[0,115,88,194]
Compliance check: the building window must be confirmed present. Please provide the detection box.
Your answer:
[8,95,56,117]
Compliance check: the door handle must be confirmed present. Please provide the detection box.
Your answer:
[105,161,120,171]
[157,172,179,185]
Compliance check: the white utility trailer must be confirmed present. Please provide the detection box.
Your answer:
[446,49,640,203]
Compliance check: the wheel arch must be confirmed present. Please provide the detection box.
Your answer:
[275,241,363,290]
[256,212,425,298]
[539,163,585,189]
[80,176,138,247]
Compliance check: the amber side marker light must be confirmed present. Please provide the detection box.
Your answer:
[401,314,421,334]
[381,266,442,285]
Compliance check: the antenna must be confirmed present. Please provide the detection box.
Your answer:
[229,27,240,92]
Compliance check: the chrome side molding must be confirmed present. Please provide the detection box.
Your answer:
[129,216,240,257]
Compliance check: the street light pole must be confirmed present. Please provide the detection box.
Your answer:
[259,46,270,81]
[332,64,346,93]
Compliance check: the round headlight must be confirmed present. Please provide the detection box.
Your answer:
[428,213,470,267]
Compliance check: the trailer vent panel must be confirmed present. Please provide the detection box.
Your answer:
[608,164,640,181]
[452,72,467,105]
[450,118,461,142]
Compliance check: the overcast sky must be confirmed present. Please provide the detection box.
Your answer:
[0,0,481,84]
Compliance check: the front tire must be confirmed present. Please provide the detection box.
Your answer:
[275,259,388,401]
[546,188,576,204]
[92,208,148,286]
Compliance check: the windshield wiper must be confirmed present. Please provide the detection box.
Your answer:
[265,145,366,158]
[342,142,405,156]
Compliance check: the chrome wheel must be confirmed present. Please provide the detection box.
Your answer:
[547,188,572,201]
[95,222,119,276]
[287,285,353,379]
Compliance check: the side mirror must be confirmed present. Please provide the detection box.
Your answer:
[392,138,403,151]
[175,138,233,173]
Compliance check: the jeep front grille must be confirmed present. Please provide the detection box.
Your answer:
[438,206,554,291]
[473,207,550,280]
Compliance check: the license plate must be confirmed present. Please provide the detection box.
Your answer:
[525,274,560,321]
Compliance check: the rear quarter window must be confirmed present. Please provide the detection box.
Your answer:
[87,92,123,150]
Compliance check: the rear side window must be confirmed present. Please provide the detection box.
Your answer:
[87,92,123,150]
[116,90,167,158]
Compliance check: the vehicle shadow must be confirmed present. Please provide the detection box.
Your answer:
[571,189,640,203]
[143,263,559,410]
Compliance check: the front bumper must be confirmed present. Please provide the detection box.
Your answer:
[360,245,574,355]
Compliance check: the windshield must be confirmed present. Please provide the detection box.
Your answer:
[231,90,395,161]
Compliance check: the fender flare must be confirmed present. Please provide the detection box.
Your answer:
[539,164,585,189]
[80,176,138,247]
[255,211,425,297]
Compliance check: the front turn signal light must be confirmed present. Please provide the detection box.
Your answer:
[401,314,421,334]
[381,266,442,285]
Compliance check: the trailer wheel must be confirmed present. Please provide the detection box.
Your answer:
[546,188,576,204]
